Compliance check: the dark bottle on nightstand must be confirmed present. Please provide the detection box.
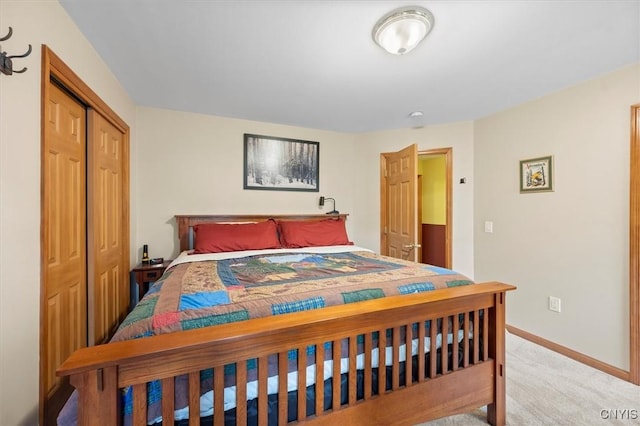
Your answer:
[142,244,150,264]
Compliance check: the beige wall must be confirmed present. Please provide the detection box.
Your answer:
[132,107,473,276]
[135,108,476,275]
[135,107,359,260]
[2,1,638,423]
[474,63,640,370]
[0,1,137,424]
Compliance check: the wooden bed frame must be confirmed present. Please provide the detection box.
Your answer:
[58,214,515,426]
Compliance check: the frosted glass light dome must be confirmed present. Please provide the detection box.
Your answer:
[372,7,435,55]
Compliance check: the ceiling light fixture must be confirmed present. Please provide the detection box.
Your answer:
[372,6,435,55]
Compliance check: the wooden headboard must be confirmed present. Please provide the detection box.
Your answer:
[175,214,349,252]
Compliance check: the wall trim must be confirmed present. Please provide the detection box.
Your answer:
[629,103,640,385]
[506,325,630,382]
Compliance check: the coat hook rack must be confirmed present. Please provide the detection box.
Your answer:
[0,27,32,76]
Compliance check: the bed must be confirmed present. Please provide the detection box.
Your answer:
[57,214,515,426]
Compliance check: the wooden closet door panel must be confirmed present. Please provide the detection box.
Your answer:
[88,110,129,345]
[42,82,87,397]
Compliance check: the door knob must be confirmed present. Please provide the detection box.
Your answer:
[403,243,422,249]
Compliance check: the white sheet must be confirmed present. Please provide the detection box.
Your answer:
[166,245,375,271]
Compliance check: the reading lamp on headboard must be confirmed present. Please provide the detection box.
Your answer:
[319,196,339,215]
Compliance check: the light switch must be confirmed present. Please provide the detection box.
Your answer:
[484,221,493,233]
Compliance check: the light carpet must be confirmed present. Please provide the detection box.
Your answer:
[421,331,640,425]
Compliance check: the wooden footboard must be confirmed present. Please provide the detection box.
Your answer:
[58,282,514,426]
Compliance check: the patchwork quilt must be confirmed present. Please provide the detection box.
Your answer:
[115,249,472,344]
[61,247,474,426]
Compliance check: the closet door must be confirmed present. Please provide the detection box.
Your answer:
[41,46,131,424]
[42,81,87,403]
[88,109,130,345]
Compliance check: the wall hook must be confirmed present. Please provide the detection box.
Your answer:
[1,27,32,76]
[0,27,13,42]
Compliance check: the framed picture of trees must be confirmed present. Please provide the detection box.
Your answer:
[243,134,319,192]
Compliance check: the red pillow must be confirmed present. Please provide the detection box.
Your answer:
[278,219,352,248]
[193,220,281,254]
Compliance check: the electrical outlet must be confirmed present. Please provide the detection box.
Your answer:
[484,221,493,233]
[549,296,561,313]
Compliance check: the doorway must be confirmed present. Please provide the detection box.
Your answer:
[418,149,452,268]
[380,144,452,268]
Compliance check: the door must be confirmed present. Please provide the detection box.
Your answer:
[40,46,131,424]
[380,144,419,261]
[41,80,88,418]
[88,110,130,345]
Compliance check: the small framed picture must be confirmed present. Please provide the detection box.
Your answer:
[520,155,553,193]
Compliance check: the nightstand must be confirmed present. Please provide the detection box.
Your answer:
[130,260,172,306]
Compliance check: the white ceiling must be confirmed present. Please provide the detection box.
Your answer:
[58,0,640,133]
